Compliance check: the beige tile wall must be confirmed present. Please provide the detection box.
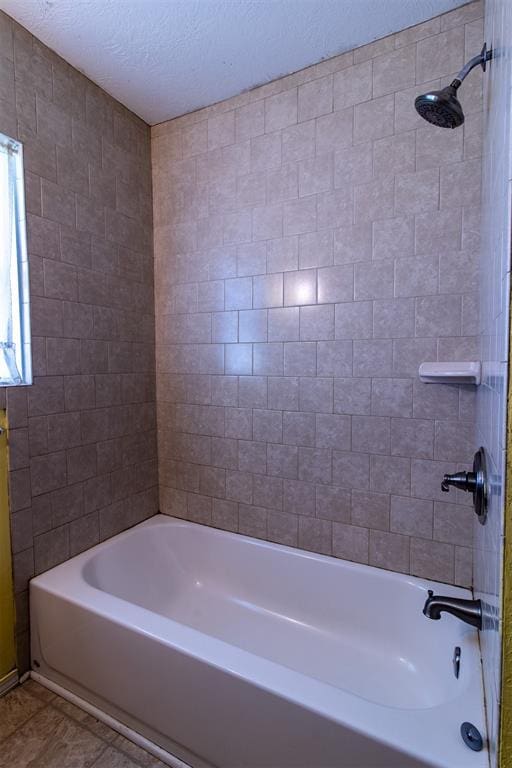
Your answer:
[153,1,484,587]
[0,11,158,671]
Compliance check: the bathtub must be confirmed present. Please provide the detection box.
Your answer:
[30,515,487,768]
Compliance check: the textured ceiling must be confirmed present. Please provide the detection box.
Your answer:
[1,0,469,125]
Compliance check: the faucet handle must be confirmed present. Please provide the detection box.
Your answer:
[441,471,476,493]
[440,448,488,526]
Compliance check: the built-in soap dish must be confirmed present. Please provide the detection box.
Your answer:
[418,362,481,385]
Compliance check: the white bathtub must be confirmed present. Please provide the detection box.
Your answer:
[30,515,487,768]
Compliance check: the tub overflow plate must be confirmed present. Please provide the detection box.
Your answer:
[460,722,483,752]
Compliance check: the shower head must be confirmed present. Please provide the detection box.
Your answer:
[415,84,464,129]
[415,43,491,129]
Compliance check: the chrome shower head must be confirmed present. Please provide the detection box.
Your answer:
[415,43,491,129]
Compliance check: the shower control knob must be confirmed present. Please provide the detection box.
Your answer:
[440,447,488,525]
[441,471,476,494]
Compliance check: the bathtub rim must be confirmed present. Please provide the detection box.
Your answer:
[40,512,474,598]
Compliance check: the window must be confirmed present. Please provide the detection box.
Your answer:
[0,132,31,386]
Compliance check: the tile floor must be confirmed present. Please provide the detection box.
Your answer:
[0,680,168,768]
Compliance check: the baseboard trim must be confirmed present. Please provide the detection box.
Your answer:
[0,669,18,697]
[30,671,193,768]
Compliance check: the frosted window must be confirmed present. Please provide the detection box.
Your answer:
[0,132,31,386]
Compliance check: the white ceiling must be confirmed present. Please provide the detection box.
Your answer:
[1,0,468,125]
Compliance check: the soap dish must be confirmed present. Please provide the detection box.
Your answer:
[418,361,481,385]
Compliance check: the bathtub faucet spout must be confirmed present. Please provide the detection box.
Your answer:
[423,590,482,629]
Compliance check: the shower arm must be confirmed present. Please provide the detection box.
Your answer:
[451,43,491,89]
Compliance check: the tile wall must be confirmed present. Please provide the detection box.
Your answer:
[0,11,158,671]
[475,0,512,763]
[153,2,484,587]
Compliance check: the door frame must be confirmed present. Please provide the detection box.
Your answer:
[0,410,16,693]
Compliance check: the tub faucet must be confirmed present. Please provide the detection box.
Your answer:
[423,590,482,629]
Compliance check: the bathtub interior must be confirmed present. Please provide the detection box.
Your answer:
[81,517,478,711]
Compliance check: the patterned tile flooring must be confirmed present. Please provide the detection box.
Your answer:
[0,680,168,767]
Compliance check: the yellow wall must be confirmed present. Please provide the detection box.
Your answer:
[0,410,16,683]
[501,364,512,765]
